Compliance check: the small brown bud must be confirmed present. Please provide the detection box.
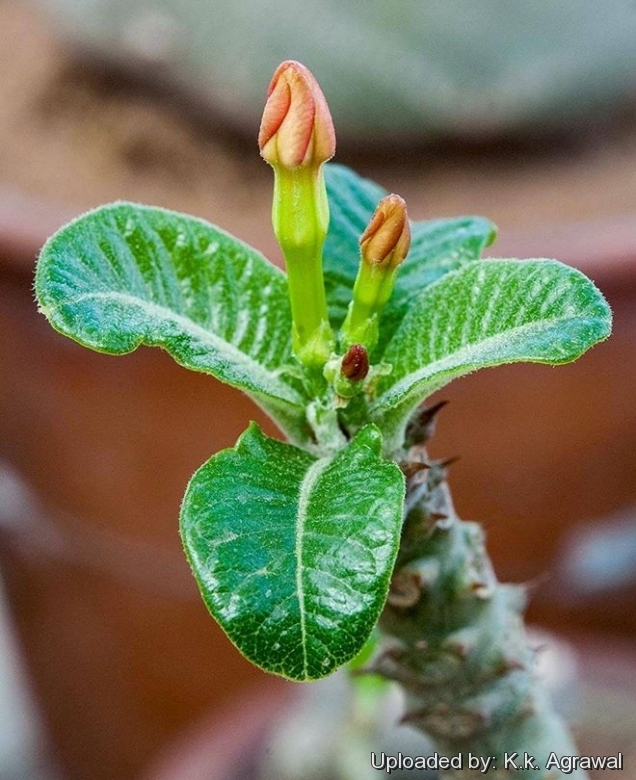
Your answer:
[359,194,411,269]
[340,343,369,382]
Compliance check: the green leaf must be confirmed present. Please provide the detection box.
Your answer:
[180,423,405,681]
[377,215,497,351]
[372,259,612,452]
[35,203,309,442]
[322,165,496,349]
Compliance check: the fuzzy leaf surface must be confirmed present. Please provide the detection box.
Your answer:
[373,259,612,450]
[378,215,497,350]
[323,165,496,346]
[180,423,405,681]
[35,203,308,440]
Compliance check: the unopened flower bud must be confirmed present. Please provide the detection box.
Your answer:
[360,194,410,270]
[259,61,336,371]
[340,344,369,382]
[259,60,336,170]
[340,195,411,352]
[329,343,370,399]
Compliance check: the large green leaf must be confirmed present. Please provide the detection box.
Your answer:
[35,203,309,442]
[180,423,405,681]
[372,259,612,452]
[323,165,496,348]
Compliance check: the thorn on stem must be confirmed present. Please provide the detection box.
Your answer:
[437,455,460,469]
[388,569,424,608]
[523,571,551,593]
[405,400,449,446]
[501,656,526,673]
[400,461,431,480]
[470,580,494,599]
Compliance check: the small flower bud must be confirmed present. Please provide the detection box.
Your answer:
[259,60,336,170]
[340,194,411,352]
[340,344,369,382]
[328,343,370,399]
[360,194,410,269]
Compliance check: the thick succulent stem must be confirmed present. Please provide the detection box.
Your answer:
[373,442,587,780]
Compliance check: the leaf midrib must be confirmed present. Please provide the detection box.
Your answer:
[295,456,330,679]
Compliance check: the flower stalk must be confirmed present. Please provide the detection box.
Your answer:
[341,194,411,352]
[259,60,336,370]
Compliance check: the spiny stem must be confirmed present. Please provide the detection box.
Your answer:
[373,455,587,780]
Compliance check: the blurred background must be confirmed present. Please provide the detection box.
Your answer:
[1,1,636,778]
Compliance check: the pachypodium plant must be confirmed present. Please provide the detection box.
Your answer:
[35,61,611,778]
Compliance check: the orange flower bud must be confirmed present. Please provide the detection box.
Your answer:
[359,194,410,269]
[259,60,336,169]
[340,194,411,352]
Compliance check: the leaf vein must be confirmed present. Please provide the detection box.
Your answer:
[295,456,331,679]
